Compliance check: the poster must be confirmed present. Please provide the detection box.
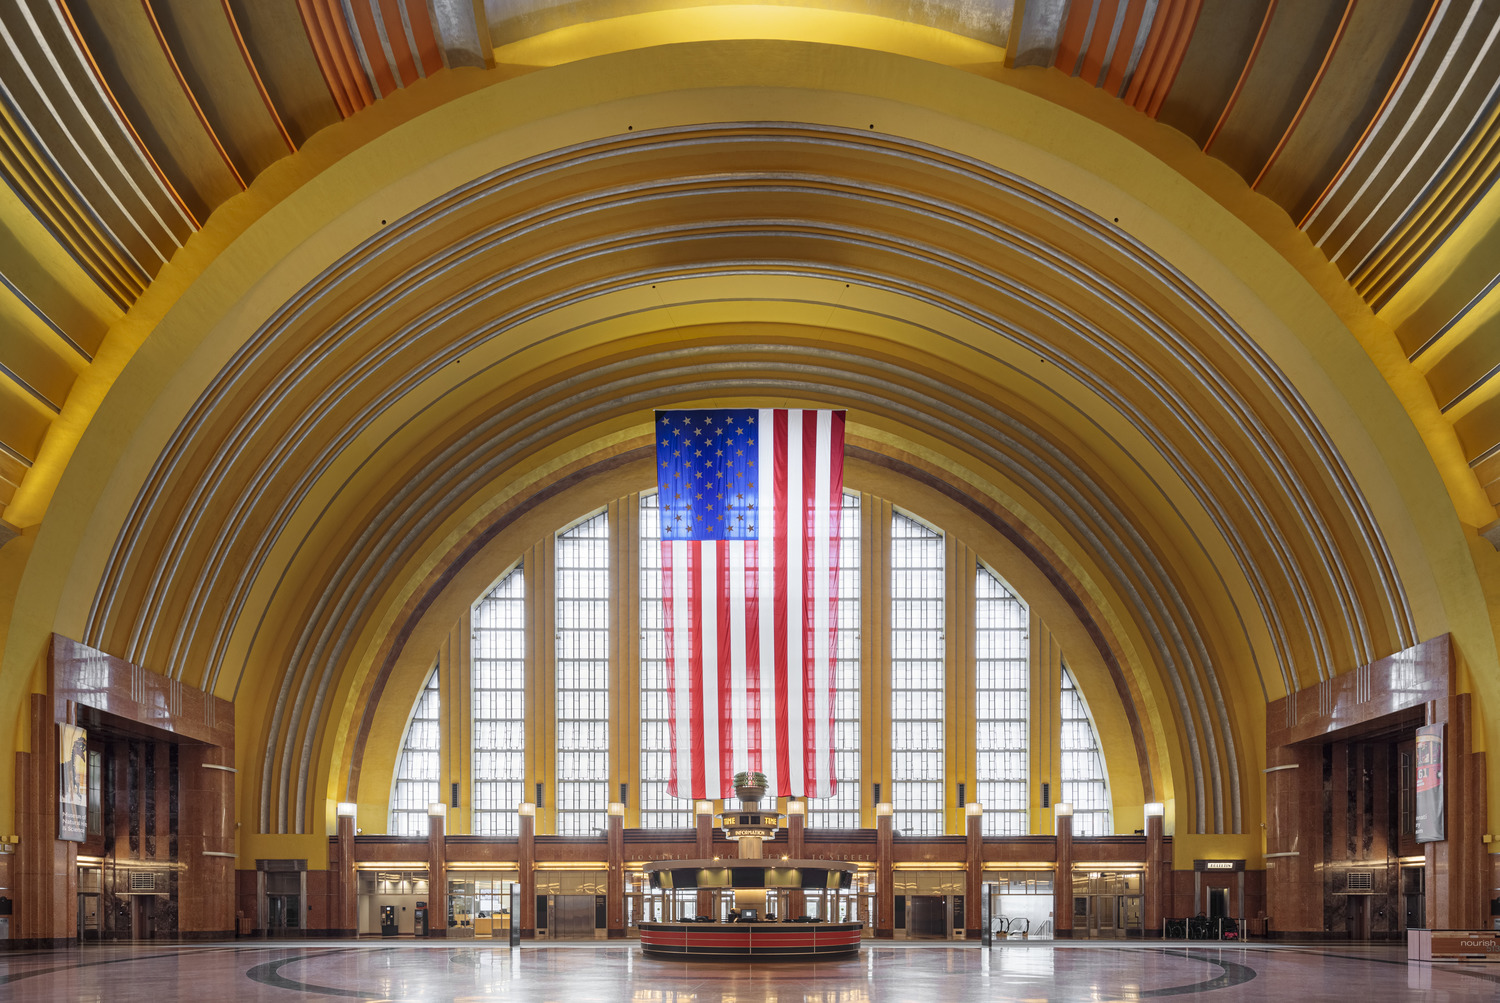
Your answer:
[58,723,87,841]
[1415,723,1444,844]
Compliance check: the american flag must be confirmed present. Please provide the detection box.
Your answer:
[656,408,846,799]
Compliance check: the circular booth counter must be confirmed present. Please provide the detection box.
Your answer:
[640,857,863,959]
[639,921,863,958]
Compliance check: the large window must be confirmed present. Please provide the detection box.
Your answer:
[1060,665,1112,836]
[639,493,693,827]
[890,511,944,836]
[809,491,862,828]
[975,565,1029,835]
[556,512,611,835]
[390,668,440,837]
[472,565,526,835]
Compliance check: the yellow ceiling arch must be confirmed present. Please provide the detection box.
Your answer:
[1,41,1491,843]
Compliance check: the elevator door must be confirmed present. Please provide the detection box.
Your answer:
[267,895,301,935]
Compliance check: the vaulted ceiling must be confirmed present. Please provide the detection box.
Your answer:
[3,0,1498,536]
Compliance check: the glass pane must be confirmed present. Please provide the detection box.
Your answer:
[808,492,862,828]
[389,669,440,837]
[638,494,693,827]
[472,565,525,835]
[975,565,1029,836]
[890,511,943,837]
[1060,666,1112,836]
[557,512,609,836]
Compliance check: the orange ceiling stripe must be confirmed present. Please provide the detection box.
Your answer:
[1054,0,1095,75]
[297,0,373,115]
[1141,0,1202,118]
[289,0,349,116]
[220,0,296,153]
[320,0,379,107]
[348,0,399,96]
[55,0,200,229]
[403,0,444,77]
[1202,0,1277,154]
[375,0,419,86]
[292,0,351,116]
[1079,0,1124,84]
[1252,0,1356,190]
[1297,0,1442,229]
[1102,0,1150,94]
[1122,0,1176,107]
[138,0,246,190]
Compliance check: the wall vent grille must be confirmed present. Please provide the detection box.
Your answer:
[129,871,156,892]
[1347,871,1374,892]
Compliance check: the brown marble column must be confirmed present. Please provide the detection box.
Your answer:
[335,809,357,936]
[695,802,714,919]
[876,806,893,939]
[427,808,447,938]
[606,806,625,938]
[177,745,236,938]
[965,805,982,938]
[1054,808,1074,938]
[1427,694,1488,930]
[518,807,535,938]
[1265,745,1322,933]
[1143,807,1165,937]
[15,693,73,948]
[786,803,806,920]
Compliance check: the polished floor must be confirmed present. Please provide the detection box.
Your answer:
[2,939,1497,1002]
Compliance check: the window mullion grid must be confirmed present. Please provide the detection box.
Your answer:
[1060,667,1112,836]
[890,513,943,837]
[810,492,861,829]
[638,494,693,828]
[557,513,610,836]
[976,566,1028,837]
[473,567,525,836]
[390,670,440,838]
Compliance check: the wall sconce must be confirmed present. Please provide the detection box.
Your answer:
[336,802,358,818]
[965,802,983,816]
[1144,802,1165,818]
[607,803,625,816]
[875,803,894,816]
[517,803,536,816]
[695,801,714,815]
[427,803,447,817]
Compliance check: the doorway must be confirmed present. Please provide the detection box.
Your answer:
[1073,870,1144,938]
[267,894,301,935]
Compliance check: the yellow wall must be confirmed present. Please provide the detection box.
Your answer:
[0,40,1492,864]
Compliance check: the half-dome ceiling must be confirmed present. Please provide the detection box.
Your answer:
[1,0,1498,534]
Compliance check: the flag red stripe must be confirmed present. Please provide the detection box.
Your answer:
[688,541,706,800]
[773,410,791,790]
[718,549,734,795]
[745,544,762,774]
[824,413,845,794]
[801,414,819,790]
[662,538,679,798]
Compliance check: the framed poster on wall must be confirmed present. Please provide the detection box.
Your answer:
[1415,723,1444,844]
[58,723,88,841]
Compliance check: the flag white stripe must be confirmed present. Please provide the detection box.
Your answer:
[729,541,750,781]
[757,411,779,797]
[670,541,694,798]
[786,410,805,794]
[811,410,833,798]
[701,540,721,797]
